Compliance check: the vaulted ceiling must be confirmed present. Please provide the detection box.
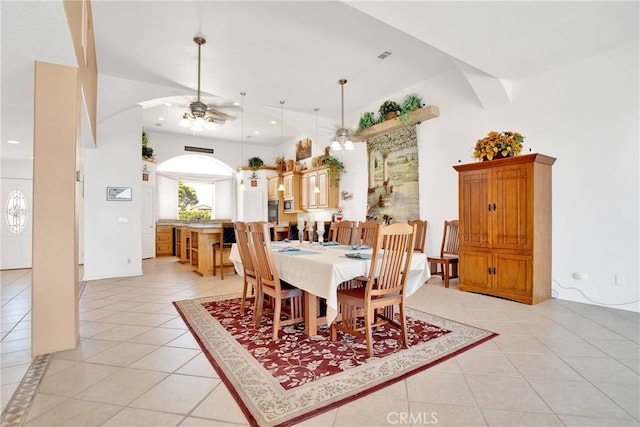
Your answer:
[2,1,638,161]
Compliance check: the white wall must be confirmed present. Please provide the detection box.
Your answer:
[82,105,143,280]
[347,41,639,311]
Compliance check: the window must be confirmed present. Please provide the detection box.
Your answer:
[5,190,28,233]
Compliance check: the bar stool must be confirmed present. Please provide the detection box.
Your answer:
[213,222,236,279]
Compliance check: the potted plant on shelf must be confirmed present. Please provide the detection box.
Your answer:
[142,131,155,161]
[378,100,402,121]
[358,111,379,131]
[325,155,345,186]
[398,93,424,123]
[473,131,524,161]
[248,156,264,171]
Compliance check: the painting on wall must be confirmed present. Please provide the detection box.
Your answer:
[295,138,312,161]
[365,126,419,223]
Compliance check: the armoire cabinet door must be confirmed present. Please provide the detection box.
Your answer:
[459,250,492,290]
[493,252,533,298]
[459,170,491,249]
[492,163,534,250]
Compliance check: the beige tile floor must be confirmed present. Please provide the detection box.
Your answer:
[2,256,639,426]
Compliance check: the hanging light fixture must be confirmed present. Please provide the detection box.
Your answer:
[314,107,321,194]
[178,37,225,132]
[277,100,286,192]
[331,78,354,151]
[239,91,247,191]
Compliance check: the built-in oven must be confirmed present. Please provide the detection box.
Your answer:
[283,199,293,213]
[267,200,279,224]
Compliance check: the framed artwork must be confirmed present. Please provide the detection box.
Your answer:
[365,126,419,223]
[107,187,132,201]
[295,138,312,161]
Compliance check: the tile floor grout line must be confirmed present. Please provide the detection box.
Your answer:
[1,353,52,427]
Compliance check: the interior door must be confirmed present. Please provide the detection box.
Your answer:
[141,185,155,259]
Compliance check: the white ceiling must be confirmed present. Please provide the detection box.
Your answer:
[2,1,638,161]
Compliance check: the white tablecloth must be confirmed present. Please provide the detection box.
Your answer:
[230,243,430,327]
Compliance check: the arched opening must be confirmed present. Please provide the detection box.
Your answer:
[156,154,237,220]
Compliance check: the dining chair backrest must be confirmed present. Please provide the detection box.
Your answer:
[233,221,255,278]
[332,220,355,245]
[441,220,460,257]
[366,222,416,297]
[356,219,379,246]
[408,219,427,253]
[247,221,280,291]
[234,221,259,314]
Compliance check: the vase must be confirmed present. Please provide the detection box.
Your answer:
[483,151,516,161]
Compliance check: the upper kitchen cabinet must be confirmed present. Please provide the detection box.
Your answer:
[303,166,339,210]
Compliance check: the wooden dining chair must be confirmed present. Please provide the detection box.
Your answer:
[427,220,459,288]
[247,222,305,340]
[213,222,236,279]
[330,222,416,358]
[408,219,427,253]
[233,221,259,318]
[355,219,379,246]
[332,220,356,245]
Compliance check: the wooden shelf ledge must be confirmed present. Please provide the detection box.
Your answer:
[352,105,440,142]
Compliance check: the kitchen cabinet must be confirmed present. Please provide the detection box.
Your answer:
[282,171,302,212]
[155,225,173,256]
[267,175,279,200]
[189,227,222,276]
[303,167,339,210]
[176,226,190,263]
[453,153,556,304]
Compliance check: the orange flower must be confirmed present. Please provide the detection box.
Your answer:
[473,131,524,160]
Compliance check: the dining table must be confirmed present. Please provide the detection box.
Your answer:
[229,241,430,336]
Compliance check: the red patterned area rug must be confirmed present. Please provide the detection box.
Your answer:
[173,295,497,427]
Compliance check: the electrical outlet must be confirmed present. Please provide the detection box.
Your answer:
[615,274,624,286]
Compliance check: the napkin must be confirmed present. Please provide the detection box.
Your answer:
[351,245,372,250]
[278,247,300,252]
[323,241,340,246]
[345,252,371,259]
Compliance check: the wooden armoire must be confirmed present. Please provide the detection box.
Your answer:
[453,153,556,304]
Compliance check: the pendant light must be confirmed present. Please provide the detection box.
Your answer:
[239,91,246,191]
[313,107,320,194]
[277,100,286,192]
[331,78,354,151]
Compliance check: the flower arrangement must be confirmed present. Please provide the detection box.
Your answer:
[473,131,524,161]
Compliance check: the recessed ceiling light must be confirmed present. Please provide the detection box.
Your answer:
[254,130,260,134]
[7,140,20,144]
[270,120,277,125]
[157,117,165,121]
[164,103,172,107]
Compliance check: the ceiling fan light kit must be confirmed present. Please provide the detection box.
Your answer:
[179,36,227,132]
[331,78,354,152]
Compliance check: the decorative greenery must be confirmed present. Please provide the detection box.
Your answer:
[325,155,345,186]
[401,93,423,114]
[248,156,264,171]
[358,111,378,131]
[142,131,154,160]
[378,100,402,120]
[473,131,524,161]
[398,93,424,124]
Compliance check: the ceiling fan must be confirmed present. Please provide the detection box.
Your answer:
[179,37,238,131]
[330,79,355,151]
